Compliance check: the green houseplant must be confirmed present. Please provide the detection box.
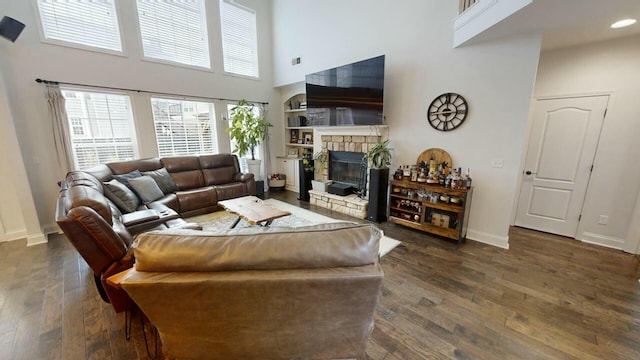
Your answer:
[226,99,272,160]
[226,100,272,178]
[363,139,392,169]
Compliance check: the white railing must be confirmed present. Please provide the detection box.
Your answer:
[459,0,478,13]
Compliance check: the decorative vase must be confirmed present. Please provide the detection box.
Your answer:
[244,159,262,180]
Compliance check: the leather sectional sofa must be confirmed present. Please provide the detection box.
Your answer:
[55,153,255,312]
[110,223,384,359]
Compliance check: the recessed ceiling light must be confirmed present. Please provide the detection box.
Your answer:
[611,18,637,29]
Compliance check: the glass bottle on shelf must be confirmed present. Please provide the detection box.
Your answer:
[464,168,472,189]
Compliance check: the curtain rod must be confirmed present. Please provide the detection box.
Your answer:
[34,78,269,105]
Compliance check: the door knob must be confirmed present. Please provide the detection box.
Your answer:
[525,170,536,175]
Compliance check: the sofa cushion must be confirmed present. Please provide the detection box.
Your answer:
[174,187,217,213]
[133,223,381,272]
[199,154,237,185]
[142,167,178,194]
[65,185,113,225]
[112,170,142,188]
[161,157,204,190]
[103,179,140,213]
[108,158,163,174]
[128,176,164,204]
[215,182,250,201]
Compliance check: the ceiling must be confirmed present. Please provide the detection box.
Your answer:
[464,0,640,51]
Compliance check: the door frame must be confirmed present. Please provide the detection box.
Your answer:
[511,90,613,238]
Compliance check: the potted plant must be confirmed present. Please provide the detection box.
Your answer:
[363,139,392,169]
[363,139,392,222]
[226,99,272,178]
[310,150,332,192]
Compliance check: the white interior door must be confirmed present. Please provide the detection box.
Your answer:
[516,96,608,237]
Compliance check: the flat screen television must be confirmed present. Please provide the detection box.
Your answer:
[305,55,385,126]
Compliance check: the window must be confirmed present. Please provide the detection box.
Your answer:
[151,98,218,157]
[220,0,259,77]
[62,90,138,169]
[136,0,211,69]
[37,0,122,52]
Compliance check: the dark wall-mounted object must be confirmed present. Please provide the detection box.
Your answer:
[0,16,26,43]
[366,168,389,223]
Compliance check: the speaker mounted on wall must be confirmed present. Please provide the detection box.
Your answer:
[0,16,26,43]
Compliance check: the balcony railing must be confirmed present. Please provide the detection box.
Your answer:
[459,0,477,14]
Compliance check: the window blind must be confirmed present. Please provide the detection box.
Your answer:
[136,0,211,68]
[37,0,122,52]
[151,98,218,157]
[62,90,138,169]
[220,0,259,78]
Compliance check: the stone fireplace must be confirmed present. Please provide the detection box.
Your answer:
[328,150,367,195]
[309,132,383,219]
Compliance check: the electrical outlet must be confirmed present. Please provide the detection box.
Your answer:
[598,215,608,225]
[291,57,301,65]
[491,159,504,168]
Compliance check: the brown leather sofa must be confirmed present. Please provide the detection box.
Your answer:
[111,223,384,359]
[55,153,255,312]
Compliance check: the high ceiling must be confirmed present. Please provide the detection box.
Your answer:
[464,0,640,51]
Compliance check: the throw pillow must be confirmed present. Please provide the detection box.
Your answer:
[103,179,140,213]
[113,170,142,188]
[142,168,178,194]
[128,176,164,204]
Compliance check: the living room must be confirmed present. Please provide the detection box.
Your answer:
[1,0,640,358]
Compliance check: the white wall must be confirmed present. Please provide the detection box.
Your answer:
[272,0,542,248]
[0,0,278,236]
[0,70,46,245]
[534,35,640,251]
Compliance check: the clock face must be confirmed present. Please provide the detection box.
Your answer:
[427,93,468,131]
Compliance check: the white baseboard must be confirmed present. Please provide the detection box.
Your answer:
[3,229,27,242]
[27,233,48,246]
[466,228,510,249]
[43,223,61,235]
[577,232,624,250]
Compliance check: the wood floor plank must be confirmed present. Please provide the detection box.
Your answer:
[1,190,639,359]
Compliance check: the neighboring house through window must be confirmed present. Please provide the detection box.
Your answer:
[136,0,211,69]
[62,89,138,169]
[220,0,259,78]
[36,0,122,52]
[151,98,218,157]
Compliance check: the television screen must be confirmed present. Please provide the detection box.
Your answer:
[305,55,384,126]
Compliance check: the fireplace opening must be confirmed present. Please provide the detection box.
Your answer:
[328,151,367,194]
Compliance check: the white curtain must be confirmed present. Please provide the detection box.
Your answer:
[46,83,74,178]
[261,103,272,185]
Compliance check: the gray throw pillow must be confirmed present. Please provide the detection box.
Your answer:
[128,176,164,204]
[142,168,178,194]
[113,170,142,188]
[103,179,140,213]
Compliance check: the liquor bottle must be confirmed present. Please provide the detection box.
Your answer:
[464,168,472,189]
[451,169,459,189]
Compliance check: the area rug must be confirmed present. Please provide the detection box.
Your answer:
[186,198,401,257]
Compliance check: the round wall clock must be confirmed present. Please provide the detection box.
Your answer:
[427,93,468,131]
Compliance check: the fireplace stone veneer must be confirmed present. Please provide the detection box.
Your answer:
[309,134,382,219]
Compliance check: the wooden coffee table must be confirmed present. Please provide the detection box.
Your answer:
[218,196,291,228]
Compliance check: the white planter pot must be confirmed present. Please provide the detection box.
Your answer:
[244,159,262,180]
[311,180,333,192]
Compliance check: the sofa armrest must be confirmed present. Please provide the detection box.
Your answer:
[121,210,160,227]
[234,172,254,182]
[124,204,180,235]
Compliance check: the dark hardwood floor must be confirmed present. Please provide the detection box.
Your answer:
[2,190,639,359]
